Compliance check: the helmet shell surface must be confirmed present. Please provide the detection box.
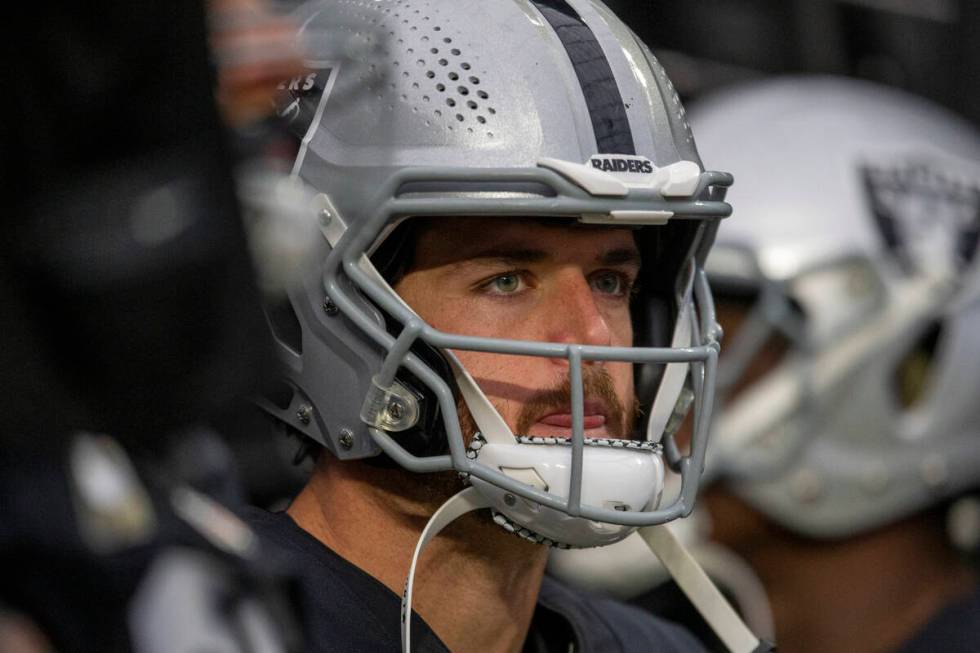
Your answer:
[694,76,980,538]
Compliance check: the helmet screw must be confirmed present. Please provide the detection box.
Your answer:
[339,428,355,450]
[323,297,339,316]
[504,494,517,507]
[296,404,313,425]
[388,402,404,420]
[318,209,333,227]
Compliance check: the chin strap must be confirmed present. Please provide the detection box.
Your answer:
[639,525,775,653]
[402,486,492,653]
[402,490,774,653]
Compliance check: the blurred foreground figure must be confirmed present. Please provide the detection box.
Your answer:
[695,76,980,652]
[246,0,770,651]
[0,0,308,650]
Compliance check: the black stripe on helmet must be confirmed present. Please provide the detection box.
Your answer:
[531,0,636,155]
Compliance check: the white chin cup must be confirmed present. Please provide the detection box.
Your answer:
[468,442,665,548]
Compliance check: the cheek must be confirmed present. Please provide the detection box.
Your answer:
[612,307,633,347]
[609,311,634,396]
[453,350,552,399]
[611,361,635,401]
[452,349,510,383]
[451,350,544,428]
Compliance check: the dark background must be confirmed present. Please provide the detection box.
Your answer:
[609,0,979,127]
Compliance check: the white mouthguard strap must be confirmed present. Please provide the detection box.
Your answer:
[402,487,492,653]
[639,525,768,653]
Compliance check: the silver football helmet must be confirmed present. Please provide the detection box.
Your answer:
[696,75,980,538]
[258,0,733,549]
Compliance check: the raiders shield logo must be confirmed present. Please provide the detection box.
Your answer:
[861,155,980,278]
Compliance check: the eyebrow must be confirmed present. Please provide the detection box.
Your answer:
[599,247,642,267]
[458,245,641,267]
[463,246,548,265]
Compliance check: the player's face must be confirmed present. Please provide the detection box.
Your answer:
[394,217,640,440]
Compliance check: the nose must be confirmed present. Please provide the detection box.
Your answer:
[543,268,613,350]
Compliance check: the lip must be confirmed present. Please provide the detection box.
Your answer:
[538,414,607,429]
[533,401,610,433]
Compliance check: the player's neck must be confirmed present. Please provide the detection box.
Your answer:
[749,513,976,653]
[288,457,549,653]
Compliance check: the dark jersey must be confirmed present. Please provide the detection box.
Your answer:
[896,585,980,653]
[244,507,705,653]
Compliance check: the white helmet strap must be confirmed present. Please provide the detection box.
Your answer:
[639,525,771,653]
[401,487,491,653]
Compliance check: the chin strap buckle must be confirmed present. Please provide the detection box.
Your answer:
[360,376,420,432]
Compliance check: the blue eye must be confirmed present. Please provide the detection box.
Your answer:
[590,271,625,296]
[491,273,521,293]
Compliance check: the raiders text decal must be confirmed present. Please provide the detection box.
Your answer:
[587,154,656,186]
[273,63,339,175]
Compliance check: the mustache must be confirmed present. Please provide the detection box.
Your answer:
[516,366,632,438]
[456,366,638,441]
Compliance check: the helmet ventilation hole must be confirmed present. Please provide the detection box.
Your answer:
[381,11,490,134]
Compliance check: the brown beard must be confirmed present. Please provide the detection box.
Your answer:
[380,367,638,514]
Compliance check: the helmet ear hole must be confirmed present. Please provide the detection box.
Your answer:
[266,295,304,355]
[894,322,944,409]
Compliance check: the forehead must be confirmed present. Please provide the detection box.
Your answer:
[410,216,638,268]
